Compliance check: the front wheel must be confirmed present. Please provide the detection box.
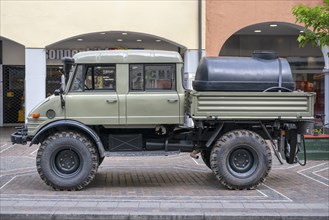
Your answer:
[210,129,272,190]
[36,131,99,190]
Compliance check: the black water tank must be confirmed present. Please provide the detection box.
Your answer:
[193,51,295,92]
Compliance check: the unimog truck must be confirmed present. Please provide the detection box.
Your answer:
[11,50,315,191]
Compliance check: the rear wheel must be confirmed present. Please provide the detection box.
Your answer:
[210,129,272,190]
[36,131,99,190]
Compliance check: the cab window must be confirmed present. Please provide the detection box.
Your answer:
[70,65,116,92]
[129,64,175,91]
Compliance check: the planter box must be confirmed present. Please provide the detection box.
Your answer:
[299,135,329,160]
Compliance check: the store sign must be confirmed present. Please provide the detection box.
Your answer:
[46,49,83,60]
[46,48,118,60]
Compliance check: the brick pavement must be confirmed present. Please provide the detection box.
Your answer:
[0,127,328,220]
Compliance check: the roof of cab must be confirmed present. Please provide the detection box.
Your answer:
[73,50,183,64]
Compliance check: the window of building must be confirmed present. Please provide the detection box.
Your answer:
[70,65,116,92]
[288,56,325,119]
[129,64,176,91]
[46,66,63,97]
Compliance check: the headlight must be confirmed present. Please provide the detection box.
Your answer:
[46,109,56,119]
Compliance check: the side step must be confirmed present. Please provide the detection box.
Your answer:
[104,150,181,157]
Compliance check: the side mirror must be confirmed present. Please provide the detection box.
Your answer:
[62,57,74,85]
[54,89,61,96]
[54,87,66,109]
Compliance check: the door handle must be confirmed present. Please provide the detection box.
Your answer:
[167,99,178,103]
[106,99,117,103]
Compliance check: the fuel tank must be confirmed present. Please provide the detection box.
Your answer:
[193,51,295,92]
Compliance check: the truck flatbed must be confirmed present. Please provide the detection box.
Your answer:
[186,90,315,120]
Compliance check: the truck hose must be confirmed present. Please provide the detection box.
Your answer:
[296,134,307,166]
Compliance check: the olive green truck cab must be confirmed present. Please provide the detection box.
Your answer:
[11,50,315,191]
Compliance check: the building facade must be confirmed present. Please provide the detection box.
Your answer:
[206,0,328,128]
[0,0,328,128]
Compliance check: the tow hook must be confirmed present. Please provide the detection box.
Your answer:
[190,149,201,159]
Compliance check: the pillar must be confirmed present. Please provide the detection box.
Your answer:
[0,64,3,126]
[25,48,46,119]
[322,46,329,125]
[183,49,205,127]
[183,49,205,89]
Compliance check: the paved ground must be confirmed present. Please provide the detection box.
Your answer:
[0,127,328,219]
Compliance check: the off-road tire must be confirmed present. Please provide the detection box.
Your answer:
[201,150,211,169]
[98,157,105,166]
[36,131,99,191]
[210,129,272,190]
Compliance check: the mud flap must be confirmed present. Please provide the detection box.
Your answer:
[284,128,299,164]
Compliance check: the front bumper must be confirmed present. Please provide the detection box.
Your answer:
[11,126,29,145]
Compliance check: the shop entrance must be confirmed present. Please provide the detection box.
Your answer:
[3,66,25,124]
[219,22,325,122]
[0,37,25,126]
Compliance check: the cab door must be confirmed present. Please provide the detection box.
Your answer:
[126,64,180,124]
[65,64,119,125]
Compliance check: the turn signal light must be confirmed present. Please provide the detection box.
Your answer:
[32,113,40,119]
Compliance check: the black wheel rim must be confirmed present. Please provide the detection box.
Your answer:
[52,147,81,178]
[227,145,258,178]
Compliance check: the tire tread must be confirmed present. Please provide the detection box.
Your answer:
[210,129,272,190]
[36,131,98,191]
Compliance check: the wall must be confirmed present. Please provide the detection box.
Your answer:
[0,0,205,50]
[2,39,25,65]
[220,35,323,57]
[206,0,323,56]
